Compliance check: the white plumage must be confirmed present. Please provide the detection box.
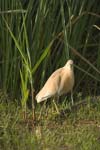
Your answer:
[36,59,74,104]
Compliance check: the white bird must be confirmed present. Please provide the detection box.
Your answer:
[36,59,75,112]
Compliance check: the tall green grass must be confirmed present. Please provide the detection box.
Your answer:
[0,0,100,104]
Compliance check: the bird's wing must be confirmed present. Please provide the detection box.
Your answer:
[36,68,63,102]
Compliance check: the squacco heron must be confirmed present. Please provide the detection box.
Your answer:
[36,59,75,113]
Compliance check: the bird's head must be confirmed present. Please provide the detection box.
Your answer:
[65,59,74,69]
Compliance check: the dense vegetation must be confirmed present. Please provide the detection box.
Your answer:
[0,0,100,149]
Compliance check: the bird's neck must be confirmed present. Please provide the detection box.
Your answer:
[64,65,73,70]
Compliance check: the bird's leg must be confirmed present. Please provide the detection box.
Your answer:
[71,90,74,105]
[53,96,60,114]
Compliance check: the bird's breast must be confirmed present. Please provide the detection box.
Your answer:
[58,71,74,95]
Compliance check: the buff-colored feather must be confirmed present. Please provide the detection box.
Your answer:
[36,59,74,104]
